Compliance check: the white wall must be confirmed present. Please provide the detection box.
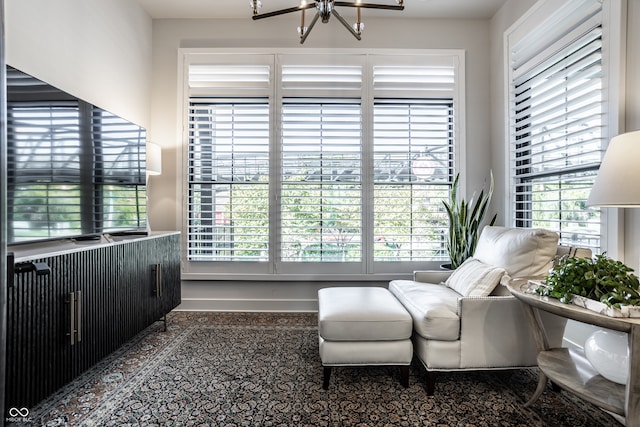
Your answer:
[489,0,538,220]
[4,0,153,128]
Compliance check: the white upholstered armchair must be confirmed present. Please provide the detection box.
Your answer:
[389,226,592,395]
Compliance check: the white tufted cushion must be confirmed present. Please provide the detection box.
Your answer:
[473,226,559,278]
[444,257,505,297]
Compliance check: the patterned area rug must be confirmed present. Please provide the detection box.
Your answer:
[29,312,620,426]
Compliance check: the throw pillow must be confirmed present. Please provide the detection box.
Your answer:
[445,257,506,297]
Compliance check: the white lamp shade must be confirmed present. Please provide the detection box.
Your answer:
[587,130,640,207]
[146,142,162,176]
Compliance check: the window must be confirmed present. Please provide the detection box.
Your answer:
[508,0,611,252]
[281,100,362,262]
[373,100,453,261]
[183,51,462,277]
[188,100,270,261]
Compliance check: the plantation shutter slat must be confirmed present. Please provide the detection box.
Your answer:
[511,31,603,178]
[188,63,271,95]
[373,67,455,93]
[509,0,601,76]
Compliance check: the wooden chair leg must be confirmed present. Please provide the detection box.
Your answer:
[399,365,410,388]
[426,370,436,396]
[323,366,331,390]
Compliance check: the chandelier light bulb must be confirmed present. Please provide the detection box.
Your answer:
[251,0,262,15]
[353,5,363,35]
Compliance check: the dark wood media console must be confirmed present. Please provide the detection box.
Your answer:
[5,232,181,410]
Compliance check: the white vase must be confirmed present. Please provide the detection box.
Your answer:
[584,329,629,385]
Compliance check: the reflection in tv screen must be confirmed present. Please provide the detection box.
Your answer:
[6,66,147,244]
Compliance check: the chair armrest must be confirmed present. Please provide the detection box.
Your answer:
[457,295,566,368]
[413,270,453,283]
[458,295,520,324]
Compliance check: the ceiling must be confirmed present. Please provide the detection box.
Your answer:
[136,0,508,20]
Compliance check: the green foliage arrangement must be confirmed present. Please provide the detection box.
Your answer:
[536,253,640,308]
[442,172,497,269]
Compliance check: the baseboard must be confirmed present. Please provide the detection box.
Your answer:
[175,298,318,312]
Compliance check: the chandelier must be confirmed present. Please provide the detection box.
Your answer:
[251,1,404,44]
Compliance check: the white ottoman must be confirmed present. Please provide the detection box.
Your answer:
[318,287,413,389]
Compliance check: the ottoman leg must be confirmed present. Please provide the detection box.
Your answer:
[399,365,409,388]
[323,366,331,390]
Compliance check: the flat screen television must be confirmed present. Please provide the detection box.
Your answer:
[6,66,147,245]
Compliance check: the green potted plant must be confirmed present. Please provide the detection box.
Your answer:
[535,253,640,314]
[442,172,497,269]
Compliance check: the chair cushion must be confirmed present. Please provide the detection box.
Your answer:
[388,280,460,340]
[444,257,505,297]
[473,226,559,277]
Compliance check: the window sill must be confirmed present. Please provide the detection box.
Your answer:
[180,272,414,282]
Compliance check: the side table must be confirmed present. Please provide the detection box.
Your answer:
[507,280,639,427]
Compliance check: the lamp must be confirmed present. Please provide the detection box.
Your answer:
[251,0,404,44]
[584,130,640,386]
[587,130,640,207]
[145,142,162,233]
[146,142,162,176]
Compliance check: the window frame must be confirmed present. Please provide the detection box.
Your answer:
[179,48,465,280]
[504,0,626,258]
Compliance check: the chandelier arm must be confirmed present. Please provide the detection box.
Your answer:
[334,2,404,10]
[300,12,321,44]
[252,3,316,20]
[331,8,361,41]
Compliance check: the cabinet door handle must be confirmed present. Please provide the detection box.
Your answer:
[68,292,76,346]
[7,252,14,288]
[76,290,82,343]
[67,291,82,345]
[154,264,163,299]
